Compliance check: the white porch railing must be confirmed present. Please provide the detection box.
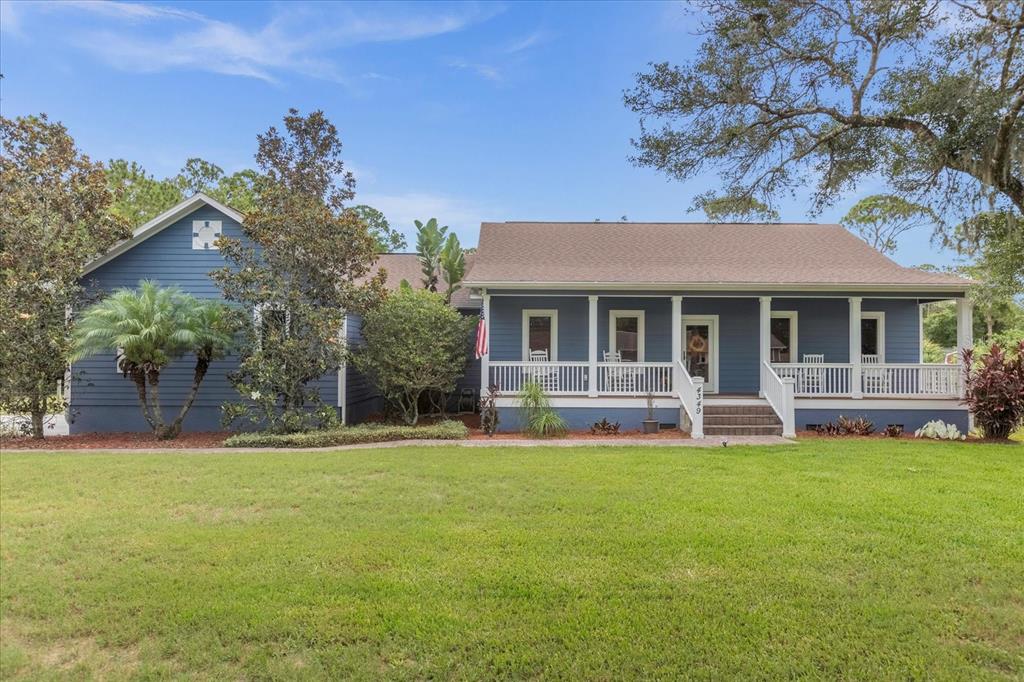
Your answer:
[488,361,589,395]
[772,363,853,396]
[596,362,674,395]
[675,360,704,438]
[761,361,795,437]
[771,363,961,398]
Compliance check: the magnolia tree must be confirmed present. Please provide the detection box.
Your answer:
[353,288,474,425]
[72,281,239,439]
[0,114,130,438]
[213,109,386,433]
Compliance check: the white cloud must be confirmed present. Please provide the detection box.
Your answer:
[504,29,547,54]
[445,57,503,82]
[7,1,503,83]
[357,191,497,246]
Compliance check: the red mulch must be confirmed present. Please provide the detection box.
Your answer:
[468,427,690,441]
[2,431,231,450]
[795,430,1017,443]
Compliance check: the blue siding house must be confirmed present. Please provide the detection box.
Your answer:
[71,194,479,433]
[465,222,975,436]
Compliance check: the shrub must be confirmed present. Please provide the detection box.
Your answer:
[914,420,966,441]
[518,380,568,437]
[815,421,841,436]
[883,424,904,438]
[353,288,474,425]
[962,341,1024,439]
[838,415,875,436]
[224,420,468,448]
[591,418,621,435]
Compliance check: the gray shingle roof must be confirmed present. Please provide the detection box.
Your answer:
[464,222,968,289]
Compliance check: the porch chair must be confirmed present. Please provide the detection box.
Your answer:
[860,354,888,393]
[602,350,632,393]
[526,349,559,392]
[801,353,825,394]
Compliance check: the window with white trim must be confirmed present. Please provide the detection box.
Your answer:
[193,220,222,250]
[609,310,645,362]
[254,304,291,348]
[770,311,798,363]
[522,309,558,360]
[861,312,885,362]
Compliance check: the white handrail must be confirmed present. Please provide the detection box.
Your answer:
[675,360,704,439]
[761,361,795,437]
[771,362,960,398]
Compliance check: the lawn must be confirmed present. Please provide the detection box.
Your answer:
[1,441,1021,680]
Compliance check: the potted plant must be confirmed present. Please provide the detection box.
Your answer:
[642,392,660,434]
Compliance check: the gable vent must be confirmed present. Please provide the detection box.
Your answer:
[192,220,222,250]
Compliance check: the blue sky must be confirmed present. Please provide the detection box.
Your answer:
[1,0,956,266]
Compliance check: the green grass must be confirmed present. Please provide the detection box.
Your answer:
[1,441,1021,680]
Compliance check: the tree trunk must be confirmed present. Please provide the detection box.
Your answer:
[985,314,995,341]
[130,368,157,431]
[146,369,168,438]
[30,407,44,440]
[164,355,211,440]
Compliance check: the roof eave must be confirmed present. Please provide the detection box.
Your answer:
[82,193,244,275]
[463,280,970,293]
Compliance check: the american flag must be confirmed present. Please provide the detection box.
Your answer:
[474,316,488,359]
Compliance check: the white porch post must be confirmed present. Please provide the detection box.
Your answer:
[588,295,599,397]
[758,296,771,397]
[956,297,973,399]
[671,295,682,392]
[480,290,491,395]
[849,296,863,398]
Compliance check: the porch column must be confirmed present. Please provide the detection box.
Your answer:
[849,296,862,398]
[758,296,771,397]
[671,295,682,391]
[480,290,490,396]
[956,297,973,398]
[588,295,599,397]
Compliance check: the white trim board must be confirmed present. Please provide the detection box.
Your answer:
[521,308,558,361]
[83,193,244,275]
[464,281,969,294]
[794,398,963,410]
[770,310,798,362]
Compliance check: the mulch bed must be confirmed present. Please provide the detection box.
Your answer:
[468,428,691,441]
[2,432,230,450]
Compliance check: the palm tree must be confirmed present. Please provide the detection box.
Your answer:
[71,281,238,439]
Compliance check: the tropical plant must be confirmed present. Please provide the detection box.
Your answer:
[440,233,466,304]
[414,218,448,292]
[480,384,500,437]
[71,281,239,439]
[518,380,568,437]
[352,288,474,425]
[591,418,621,436]
[837,415,875,436]
[962,342,1024,439]
[914,420,967,441]
[212,109,385,433]
[625,0,1024,236]
[0,114,130,438]
[883,424,904,438]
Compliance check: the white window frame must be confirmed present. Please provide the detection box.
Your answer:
[608,310,646,362]
[861,311,886,362]
[192,219,222,250]
[522,309,558,361]
[770,311,798,363]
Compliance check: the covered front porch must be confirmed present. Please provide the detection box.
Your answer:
[478,291,973,437]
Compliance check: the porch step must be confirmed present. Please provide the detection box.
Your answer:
[702,401,782,436]
[704,414,781,426]
[704,425,784,436]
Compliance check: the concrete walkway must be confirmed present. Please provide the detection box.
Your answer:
[3,436,794,454]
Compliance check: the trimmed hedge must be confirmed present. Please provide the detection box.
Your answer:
[223,420,469,448]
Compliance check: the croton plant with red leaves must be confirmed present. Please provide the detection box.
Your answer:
[962,341,1024,440]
